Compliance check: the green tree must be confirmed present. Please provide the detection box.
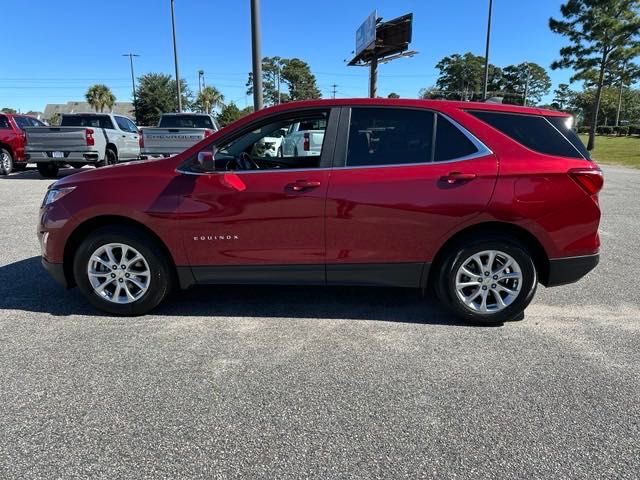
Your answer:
[85,84,116,113]
[552,83,576,110]
[133,73,193,126]
[246,56,321,106]
[387,92,400,98]
[47,113,61,126]
[216,102,250,127]
[502,62,552,105]
[572,86,640,126]
[195,85,224,114]
[281,58,321,101]
[1,107,17,114]
[434,52,503,100]
[550,0,640,150]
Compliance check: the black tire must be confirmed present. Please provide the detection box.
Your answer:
[97,148,117,168]
[0,148,13,175]
[435,236,537,325]
[73,225,174,316]
[37,162,59,178]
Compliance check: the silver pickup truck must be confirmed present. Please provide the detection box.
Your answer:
[25,113,141,178]
[140,113,220,158]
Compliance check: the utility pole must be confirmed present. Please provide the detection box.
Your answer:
[122,53,139,122]
[331,84,338,99]
[523,63,531,106]
[482,0,493,101]
[615,60,627,127]
[170,0,182,112]
[369,56,378,98]
[250,0,263,110]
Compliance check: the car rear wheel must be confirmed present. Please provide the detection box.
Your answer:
[0,148,13,175]
[73,226,174,316]
[37,162,59,178]
[97,148,117,168]
[436,237,537,325]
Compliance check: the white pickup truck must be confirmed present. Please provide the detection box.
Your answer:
[140,113,220,158]
[24,113,141,178]
[281,118,326,157]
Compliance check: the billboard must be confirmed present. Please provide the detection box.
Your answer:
[355,10,377,56]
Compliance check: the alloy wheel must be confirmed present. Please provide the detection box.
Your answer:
[454,250,523,314]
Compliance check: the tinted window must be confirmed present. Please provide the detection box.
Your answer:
[0,116,10,129]
[435,115,479,161]
[347,108,434,167]
[14,117,32,129]
[158,115,214,129]
[469,110,584,159]
[114,116,129,132]
[547,116,590,159]
[61,115,114,129]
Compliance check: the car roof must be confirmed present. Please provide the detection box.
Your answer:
[257,98,570,117]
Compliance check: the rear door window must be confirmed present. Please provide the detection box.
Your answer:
[346,108,435,167]
[468,110,586,159]
[434,115,480,161]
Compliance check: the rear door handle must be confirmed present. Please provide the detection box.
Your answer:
[441,172,477,184]
[286,180,321,191]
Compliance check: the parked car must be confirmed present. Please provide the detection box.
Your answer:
[0,113,46,174]
[24,113,141,178]
[281,118,326,157]
[38,99,602,324]
[140,113,219,158]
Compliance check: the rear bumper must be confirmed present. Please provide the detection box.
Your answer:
[42,257,68,288]
[545,254,599,287]
[26,151,100,163]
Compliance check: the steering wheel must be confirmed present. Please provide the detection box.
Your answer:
[236,152,260,170]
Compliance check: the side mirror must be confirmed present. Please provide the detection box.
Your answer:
[197,150,215,171]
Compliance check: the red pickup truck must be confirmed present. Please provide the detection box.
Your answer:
[0,113,46,174]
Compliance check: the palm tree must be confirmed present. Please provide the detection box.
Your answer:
[85,84,116,113]
[196,86,224,114]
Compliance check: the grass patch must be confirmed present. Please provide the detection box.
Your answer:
[579,134,640,168]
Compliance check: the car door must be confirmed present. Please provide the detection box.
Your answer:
[325,106,499,287]
[113,116,137,159]
[124,117,141,159]
[173,107,339,285]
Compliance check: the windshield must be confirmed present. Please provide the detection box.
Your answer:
[61,115,114,129]
[158,115,215,129]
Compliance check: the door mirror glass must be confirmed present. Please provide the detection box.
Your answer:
[197,150,215,171]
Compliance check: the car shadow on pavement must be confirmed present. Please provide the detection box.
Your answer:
[0,256,492,326]
[0,166,83,180]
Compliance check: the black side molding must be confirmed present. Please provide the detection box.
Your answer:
[544,254,599,287]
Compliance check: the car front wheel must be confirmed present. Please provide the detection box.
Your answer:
[436,238,537,325]
[1,148,14,175]
[73,226,173,315]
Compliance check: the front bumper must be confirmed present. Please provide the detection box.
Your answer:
[545,253,600,287]
[42,257,68,288]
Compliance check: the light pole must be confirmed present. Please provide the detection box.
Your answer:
[482,0,493,101]
[250,0,263,110]
[198,70,205,94]
[122,53,140,122]
[170,0,182,112]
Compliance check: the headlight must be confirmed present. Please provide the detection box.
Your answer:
[43,186,75,206]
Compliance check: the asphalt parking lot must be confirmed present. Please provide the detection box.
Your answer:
[0,165,638,479]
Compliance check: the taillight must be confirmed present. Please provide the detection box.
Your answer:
[204,129,214,138]
[303,132,310,151]
[568,168,604,196]
[85,128,95,146]
[139,132,144,149]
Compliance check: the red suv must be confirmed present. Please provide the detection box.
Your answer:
[38,99,602,324]
[1,113,46,174]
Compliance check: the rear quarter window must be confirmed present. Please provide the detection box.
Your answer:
[468,110,586,159]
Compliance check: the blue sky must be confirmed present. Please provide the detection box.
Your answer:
[1,0,576,113]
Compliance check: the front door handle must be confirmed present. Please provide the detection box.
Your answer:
[441,172,477,184]
[286,180,321,191]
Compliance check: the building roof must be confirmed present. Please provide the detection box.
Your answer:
[43,101,134,119]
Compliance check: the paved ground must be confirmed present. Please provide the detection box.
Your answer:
[0,165,638,479]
